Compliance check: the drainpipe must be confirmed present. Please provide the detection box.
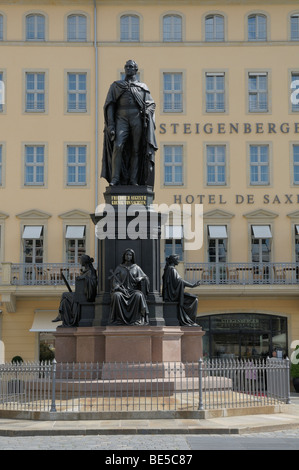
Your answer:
[94,0,98,261]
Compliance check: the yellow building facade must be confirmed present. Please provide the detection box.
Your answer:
[0,0,299,362]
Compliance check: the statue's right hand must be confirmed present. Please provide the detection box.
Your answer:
[107,125,115,141]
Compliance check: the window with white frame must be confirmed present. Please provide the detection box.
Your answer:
[67,145,86,185]
[164,145,183,185]
[251,225,272,263]
[248,14,267,41]
[0,145,2,186]
[26,14,45,41]
[65,225,86,263]
[295,225,299,262]
[25,72,45,112]
[0,71,3,112]
[205,14,224,41]
[293,144,299,184]
[291,72,299,112]
[164,225,183,261]
[163,14,182,42]
[207,225,227,263]
[248,73,268,112]
[250,145,269,185]
[67,14,87,41]
[25,145,44,186]
[291,14,299,40]
[207,145,226,185]
[206,73,225,112]
[22,225,44,264]
[120,15,139,41]
[163,73,183,112]
[67,72,87,112]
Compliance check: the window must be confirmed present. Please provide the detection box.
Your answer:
[250,145,269,185]
[248,14,267,41]
[207,145,226,185]
[25,72,45,112]
[205,14,224,41]
[67,14,87,41]
[67,73,87,112]
[26,14,45,41]
[206,73,225,112]
[291,72,299,112]
[0,145,2,186]
[293,145,299,184]
[164,145,183,185]
[163,73,183,112]
[65,225,86,263]
[22,225,44,264]
[0,15,3,40]
[120,15,139,41]
[67,145,86,185]
[207,225,227,263]
[25,145,44,185]
[251,225,272,263]
[164,225,183,261]
[248,73,268,112]
[295,226,299,262]
[291,14,299,40]
[163,15,182,42]
[0,71,3,112]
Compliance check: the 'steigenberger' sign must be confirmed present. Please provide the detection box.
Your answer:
[159,122,299,135]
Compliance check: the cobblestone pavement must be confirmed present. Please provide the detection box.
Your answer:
[0,429,299,450]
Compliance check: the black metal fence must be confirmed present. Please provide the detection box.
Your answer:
[0,358,291,414]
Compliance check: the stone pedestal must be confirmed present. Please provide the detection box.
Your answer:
[54,325,205,364]
[90,185,165,327]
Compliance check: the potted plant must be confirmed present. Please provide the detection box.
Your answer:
[290,345,299,393]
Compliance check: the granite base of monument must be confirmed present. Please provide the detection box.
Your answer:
[54,325,204,365]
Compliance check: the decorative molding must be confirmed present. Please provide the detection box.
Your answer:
[243,209,278,219]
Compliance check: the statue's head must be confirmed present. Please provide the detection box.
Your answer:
[122,248,136,263]
[166,254,179,266]
[124,60,138,74]
[80,254,94,267]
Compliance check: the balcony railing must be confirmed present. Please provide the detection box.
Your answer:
[184,262,299,285]
[9,263,82,286]
[1,262,299,286]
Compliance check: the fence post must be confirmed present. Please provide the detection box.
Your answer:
[50,359,57,412]
[198,358,204,411]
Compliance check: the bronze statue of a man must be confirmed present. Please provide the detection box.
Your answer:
[101,60,158,187]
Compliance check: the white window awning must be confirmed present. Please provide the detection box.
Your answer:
[30,310,61,332]
[252,225,272,239]
[165,225,183,239]
[208,225,227,239]
[22,225,43,239]
[65,225,85,239]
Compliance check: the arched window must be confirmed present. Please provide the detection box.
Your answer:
[67,14,87,41]
[26,14,45,41]
[205,14,224,41]
[248,14,267,41]
[120,15,139,42]
[291,14,299,40]
[163,14,182,42]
